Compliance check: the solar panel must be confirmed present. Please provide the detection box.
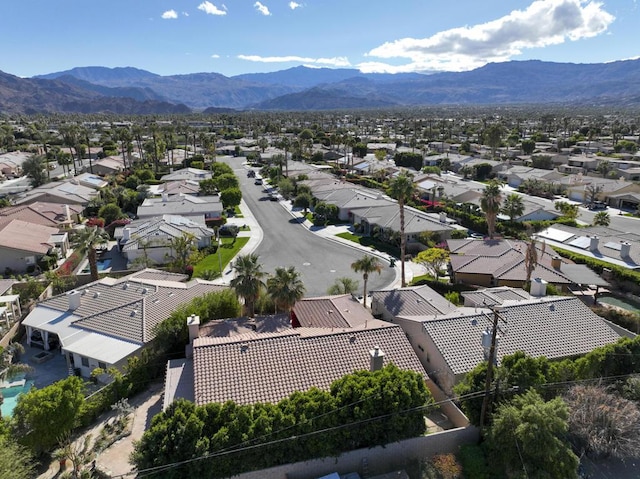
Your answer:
[537,228,575,242]
[568,236,591,249]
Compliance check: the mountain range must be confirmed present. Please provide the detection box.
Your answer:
[1,59,640,115]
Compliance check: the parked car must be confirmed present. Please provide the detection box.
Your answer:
[254,178,263,185]
[587,201,608,210]
[247,170,256,178]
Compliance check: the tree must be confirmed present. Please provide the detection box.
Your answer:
[485,124,503,159]
[351,255,382,308]
[12,376,85,453]
[71,226,109,281]
[480,180,503,239]
[592,211,610,226]
[267,266,306,313]
[564,384,640,459]
[524,239,545,291]
[521,139,536,155]
[293,192,313,214]
[414,248,449,282]
[21,155,48,187]
[230,254,266,317]
[0,437,36,479]
[220,187,242,211]
[585,184,603,204]
[327,277,359,295]
[0,343,32,416]
[166,232,199,273]
[388,173,415,286]
[554,201,579,221]
[501,193,525,223]
[215,173,239,191]
[487,389,578,479]
[596,160,611,178]
[98,203,124,227]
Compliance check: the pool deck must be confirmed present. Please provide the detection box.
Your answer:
[16,341,69,390]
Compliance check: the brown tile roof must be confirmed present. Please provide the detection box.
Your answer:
[0,219,58,254]
[423,296,621,375]
[192,324,428,406]
[371,284,456,317]
[292,295,373,329]
[0,202,82,227]
[198,314,292,339]
[38,271,227,343]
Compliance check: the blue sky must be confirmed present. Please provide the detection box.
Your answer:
[2,0,638,78]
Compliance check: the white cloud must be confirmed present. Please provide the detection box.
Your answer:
[289,2,301,9]
[198,1,227,16]
[183,12,189,17]
[365,0,615,73]
[254,2,271,16]
[238,54,351,68]
[211,54,220,59]
[161,10,178,19]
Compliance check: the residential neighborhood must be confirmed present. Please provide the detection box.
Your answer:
[0,112,639,479]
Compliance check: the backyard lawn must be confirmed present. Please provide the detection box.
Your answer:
[193,237,249,278]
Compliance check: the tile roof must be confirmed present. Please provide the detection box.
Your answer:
[462,287,531,307]
[197,314,292,339]
[118,215,214,252]
[422,296,621,375]
[36,270,227,343]
[0,219,58,254]
[371,285,456,317]
[292,295,373,329]
[15,180,99,205]
[136,195,221,218]
[0,202,82,227]
[192,324,428,406]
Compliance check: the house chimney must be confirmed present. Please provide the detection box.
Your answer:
[551,256,562,270]
[589,236,599,251]
[620,241,631,258]
[369,345,385,372]
[65,204,71,223]
[122,227,131,241]
[187,314,200,344]
[439,212,447,223]
[530,277,548,297]
[161,192,169,203]
[67,290,82,311]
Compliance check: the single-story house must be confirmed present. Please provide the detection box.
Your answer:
[160,167,212,182]
[91,156,124,176]
[14,179,100,207]
[0,202,82,228]
[136,194,223,224]
[0,219,67,274]
[22,269,227,378]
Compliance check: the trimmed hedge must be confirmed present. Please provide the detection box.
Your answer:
[552,246,640,284]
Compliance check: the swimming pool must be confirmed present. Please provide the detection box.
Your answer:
[81,258,112,274]
[597,294,640,314]
[1,380,34,417]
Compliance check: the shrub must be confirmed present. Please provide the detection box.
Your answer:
[458,444,492,479]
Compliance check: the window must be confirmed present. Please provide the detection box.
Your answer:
[24,256,36,265]
[81,357,89,367]
[98,362,106,370]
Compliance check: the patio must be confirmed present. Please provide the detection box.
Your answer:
[17,341,69,390]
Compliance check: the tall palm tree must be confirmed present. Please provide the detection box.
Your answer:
[351,255,382,308]
[72,226,109,281]
[481,180,503,239]
[230,254,266,317]
[524,239,545,291]
[501,193,525,223]
[267,266,306,314]
[388,173,415,287]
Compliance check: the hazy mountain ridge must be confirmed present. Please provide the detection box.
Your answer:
[3,59,640,114]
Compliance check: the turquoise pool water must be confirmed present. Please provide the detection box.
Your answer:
[81,258,112,274]
[598,294,640,314]
[1,380,34,417]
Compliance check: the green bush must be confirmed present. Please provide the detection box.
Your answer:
[459,444,493,479]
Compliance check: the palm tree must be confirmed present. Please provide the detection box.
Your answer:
[267,266,306,314]
[327,277,359,295]
[593,211,611,227]
[481,180,503,239]
[524,239,545,292]
[230,254,266,317]
[351,255,382,308]
[501,193,525,223]
[72,226,109,281]
[388,173,415,286]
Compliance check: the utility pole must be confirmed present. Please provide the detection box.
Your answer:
[480,307,505,431]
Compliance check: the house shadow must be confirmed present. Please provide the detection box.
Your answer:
[144,394,163,430]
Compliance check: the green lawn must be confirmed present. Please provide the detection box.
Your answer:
[193,237,249,278]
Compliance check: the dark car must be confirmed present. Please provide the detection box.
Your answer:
[588,201,608,210]
[247,170,256,178]
[219,225,240,237]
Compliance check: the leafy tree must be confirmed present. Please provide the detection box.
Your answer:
[199,178,218,196]
[267,266,306,313]
[531,154,553,169]
[293,192,312,214]
[313,202,338,223]
[596,160,611,178]
[473,163,494,181]
[592,211,610,226]
[501,193,525,223]
[564,384,640,459]
[277,177,295,199]
[22,155,48,187]
[394,152,423,171]
[211,162,234,177]
[166,232,199,273]
[98,203,125,227]
[351,255,382,308]
[388,173,415,286]
[71,226,109,281]
[487,389,578,479]
[215,173,239,191]
[485,124,503,158]
[12,376,85,453]
[0,436,36,479]
[327,277,359,295]
[414,247,449,281]
[230,254,266,317]
[480,180,503,239]
[220,187,242,210]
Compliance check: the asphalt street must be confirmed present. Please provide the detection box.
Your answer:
[222,158,396,297]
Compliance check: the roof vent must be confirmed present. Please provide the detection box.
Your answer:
[123,283,129,290]
[93,292,100,299]
[240,343,249,352]
[327,309,333,314]
[349,335,357,343]
[549,304,556,312]
[131,310,138,317]
[142,287,149,294]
